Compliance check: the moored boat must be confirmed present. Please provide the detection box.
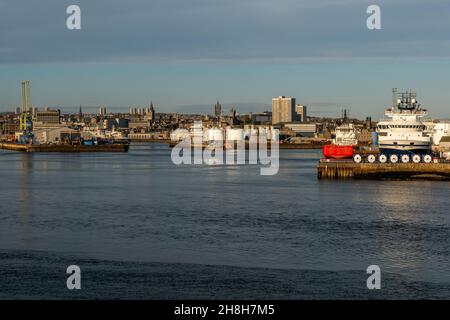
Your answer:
[322,123,358,159]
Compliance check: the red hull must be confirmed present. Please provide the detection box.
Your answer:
[322,145,354,159]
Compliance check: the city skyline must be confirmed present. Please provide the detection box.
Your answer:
[2,0,450,118]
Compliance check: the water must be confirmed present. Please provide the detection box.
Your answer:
[1,143,450,299]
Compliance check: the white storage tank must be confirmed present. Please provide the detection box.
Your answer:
[170,129,190,141]
[226,128,244,141]
[270,128,280,141]
[206,128,224,141]
[244,128,259,140]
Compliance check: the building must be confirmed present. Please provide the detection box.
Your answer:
[284,123,317,137]
[34,107,61,127]
[128,131,169,141]
[145,101,155,122]
[1,120,18,135]
[78,106,83,122]
[128,121,150,130]
[99,106,107,116]
[116,118,129,129]
[214,100,222,117]
[438,136,450,151]
[272,96,296,124]
[251,112,272,125]
[295,105,307,122]
[33,127,80,144]
[432,122,450,145]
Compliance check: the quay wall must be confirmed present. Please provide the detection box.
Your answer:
[318,161,450,180]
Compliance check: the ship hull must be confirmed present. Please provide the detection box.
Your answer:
[379,143,431,155]
[322,145,354,159]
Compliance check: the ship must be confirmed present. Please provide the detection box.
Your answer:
[322,122,358,159]
[376,89,432,157]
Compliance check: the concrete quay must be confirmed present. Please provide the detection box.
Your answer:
[318,160,450,180]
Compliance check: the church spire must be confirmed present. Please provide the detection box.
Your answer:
[78,105,83,120]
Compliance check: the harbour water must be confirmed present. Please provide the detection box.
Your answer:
[1,143,450,299]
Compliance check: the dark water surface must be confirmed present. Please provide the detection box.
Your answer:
[1,143,449,299]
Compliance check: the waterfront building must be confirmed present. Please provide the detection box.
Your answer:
[33,126,80,144]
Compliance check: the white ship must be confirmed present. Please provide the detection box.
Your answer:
[377,90,432,157]
[334,123,358,146]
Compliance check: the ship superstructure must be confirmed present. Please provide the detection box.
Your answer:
[334,123,358,146]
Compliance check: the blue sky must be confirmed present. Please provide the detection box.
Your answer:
[1,0,450,118]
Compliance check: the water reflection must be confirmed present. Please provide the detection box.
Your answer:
[17,153,33,247]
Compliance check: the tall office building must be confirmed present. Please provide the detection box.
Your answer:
[99,106,107,116]
[295,104,307,122]
[272,96,296,124]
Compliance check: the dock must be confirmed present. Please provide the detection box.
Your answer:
[317,160,450,180]
[0,143,129,153]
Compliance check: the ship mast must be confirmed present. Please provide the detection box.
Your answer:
[392,88,397,109]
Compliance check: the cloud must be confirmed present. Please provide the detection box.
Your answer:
[0,0,450,64]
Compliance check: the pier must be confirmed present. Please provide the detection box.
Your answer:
[0,142,129,153]
[317,160,450,180]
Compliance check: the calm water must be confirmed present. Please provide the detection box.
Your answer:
[1,143,450,299]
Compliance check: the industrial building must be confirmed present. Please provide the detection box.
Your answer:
[33,127,81,144]
[284,123,318,137]
[33,107,61,128]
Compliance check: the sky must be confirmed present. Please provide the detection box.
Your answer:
[1,0,450,119]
